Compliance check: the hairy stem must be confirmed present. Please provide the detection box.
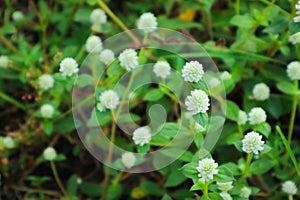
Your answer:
[203,181,208,196]
[242,153,253,180]
[287,80,298,146]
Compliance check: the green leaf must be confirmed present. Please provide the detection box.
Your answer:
[276,82,297,95]
[162,194,173,200]
[0,24,16,34]
[193,112,208,127]
[143,89,164,101]
[42,120,53,136]
[106,183,122,200]
[190,182,204,191]
[225,100,240,121]
[141,181,164,196]
[117,113,141,123]
[67,175,79,196]
[249,159,275,175]
[180,162,198,179]
[79,182,102,197]
[76,74,93,88]
[234,140,243,152]
[53,117,77,133]
[164,170,187,188]
[137,143,150,154]
[74,8,92,23]
[207,193,223,200]
[215,165,234,182]
[230,15,256,29]
[254,122,271,138]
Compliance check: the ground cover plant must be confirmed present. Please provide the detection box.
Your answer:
[1,0,300,199]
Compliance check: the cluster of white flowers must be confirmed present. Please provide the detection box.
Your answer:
[2,136,16,149]
[238,110,248,125]
[132,127,151,146]
[252,83,270,101]
[0,55,9,68]
[242,131,264,154]
[289,32,300,45]
[99,49,115,65]
[196,158,218,181]
[287,61,300,80]
[137,12,157,33]
[240,187,251,198]
[294,1,300,23]
[282,180,297,195]
[59,57,79,77]
[185,89,210,115]
[248,107,267,125]
[86,35,103,53]
[99,90,120,109]
[121,152,136,169]
[153,61,171,79]
[182,61,204,82]
[43,147,57,161]
[38,74,54,90]
[118,49,138,71]
[220,71,232,80]
[41,104,55,119]
[90,9,107,25]
[12,11,24,22]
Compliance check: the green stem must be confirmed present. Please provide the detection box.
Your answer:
[295,45,300,61]
[287,80,298,146]
[242,153,253,180]
[0,91,26,111]
[289,195,293,200]
[203,181,209,196]
[50,162,69,199]
[236,0,240,15]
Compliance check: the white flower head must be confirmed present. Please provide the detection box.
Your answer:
[38,74,54,90]
[2,136,16,149]
[118,49,138,71]
[59,57,79,76]
[99,49,115,65]
[238,110,248,125]
[196,158,218,181]
[242,131,264,154]
[90,9,107,25]
[132,127,151,146]
[182,61,204,82]
[41,104,55,119]
[240,187,251,198]
[86,35,103,53]
[185,89,210,115]
[0,55,9,68]
[217,181,233,192]
[248,107,267,125]
[220,71,232,80]
[121,152,136,169]
[43,147,57,161]
[282,180,297,195]
[287,61,300,80]
[153,61,171,79]
[99,90,120,109]
[252,83,270,101]
[77,177,82,184]
[12,11,24,22]
[137,12,157,33]
[289,32,300,45]
[208,77,221,88]
[96,102,106,112]
[220,192,232,200]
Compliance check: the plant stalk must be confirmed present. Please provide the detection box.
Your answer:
[287,80,298,146]
[242,153,253,180]
[50,161,69,199]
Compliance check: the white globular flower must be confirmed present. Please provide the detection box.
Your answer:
[196,158,218,181]
[132,127,151,146]
[121,152,136,169]
[208,77,221,88]
[294,1,300,23]
[282,180,297,195]
[86,35,103,53]
[137,12,158,33]
[2,136,16,149]
[220,192,232,200]
[90,9,107,25]
[252,83,270,101]
[240,187,251,198]
[217,181,233,192]
[41,104,55,119]
[289,32,300,45]
[0,55,9,68]
[248,107,267,125]
[153,61,171,79]
[185,89,210,115]
[99,49,115,65]
[287,61,300,80]
[43,147,57,161]
[38,74,54,90]
[99,90,120,109]
[238,110,248,125]
[242,131,264,154]
[12,11,24,22]
[59,57,79,76]
[220,71,232,80]
[118,49,138,71]
[182,61,204,82]
[96,102,106,112]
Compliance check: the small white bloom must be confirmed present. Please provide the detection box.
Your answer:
[242,131,264,154]
[99,90,120,109]
[185,89,210,115]
[196,158,218,181]
[248,107,267,125]
[38,74,54,90]
[220,71,232,80]
[294,1,300,23]
[43,147,57,161]
[289,32,300,45]
[77,177,82,185]
[217,181,233,192]
[282,180,297,195]
[287,61,300,80]
[99,49,115,65]
[220,192,232,200]
[2,136,16,149]
[182,61,204,82]
[41,104,55,119]
[153,61,171,79]
[12,11,24,22]
[238,110,248,125]
[121,152,136,169]
[96,102,106,112]
[59,57,79,76]
[137,12,157,33]
[0,55,9,68]
[208,77,221,88]
[86,35,103,53]
[252,83,270,101]
[118,49,138,71]
[132,127,151,146]
[90,9,107,25]
[240,187,251,198]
